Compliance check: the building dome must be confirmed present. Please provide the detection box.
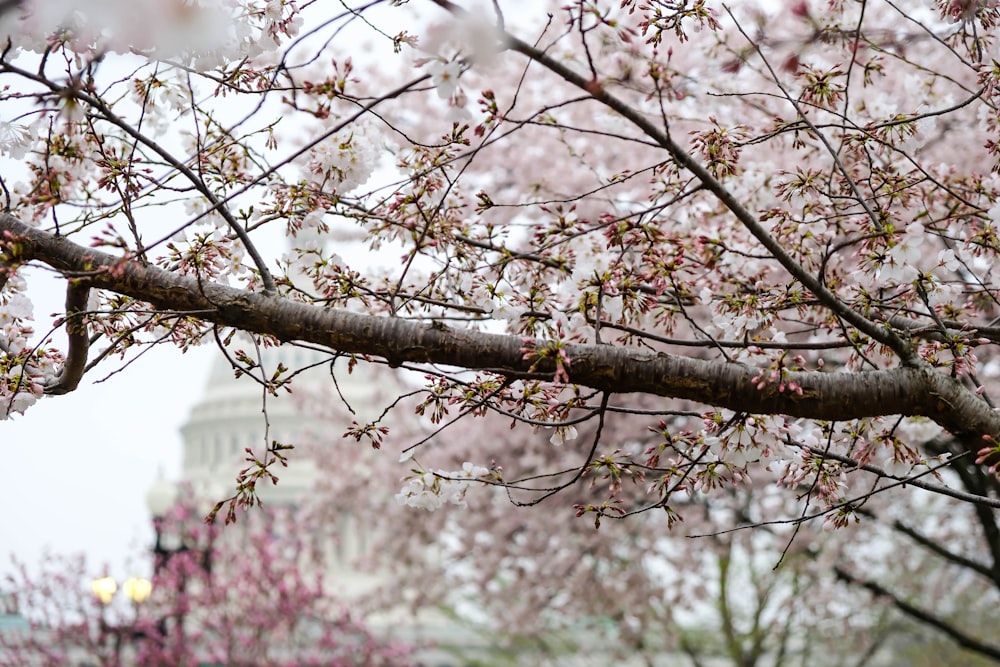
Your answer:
[179,341,384,505]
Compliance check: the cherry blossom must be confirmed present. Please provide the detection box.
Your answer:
[426,59,462,99]
[2,507,413,665]
[4,0,1000,661]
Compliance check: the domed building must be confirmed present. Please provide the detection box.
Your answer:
[160,341,472,666]
[142,228,464,663]
[178,343,362,504]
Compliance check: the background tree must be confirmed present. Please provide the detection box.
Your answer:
[6,0,1000,663]
[323,389,977,666]
[0,501,412,666]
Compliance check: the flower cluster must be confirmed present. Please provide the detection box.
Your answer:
[303,121,382,195]
[395,462,489,511]
[0,273,58,419]
[702,411,788,468]
[0,0,301,69]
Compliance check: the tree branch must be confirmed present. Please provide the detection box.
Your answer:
[834,565,1000,662]
[890,518,996,583]
[792,445,1000,509]
[0,60,278,295]
[929,440,1000,582]
[43,281,89,395]
[3,213,1000,452]
[426,0,911,360]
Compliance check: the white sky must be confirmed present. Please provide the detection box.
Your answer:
[0,268,212,579]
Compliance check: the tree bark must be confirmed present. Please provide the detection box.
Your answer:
[3,213,999,449]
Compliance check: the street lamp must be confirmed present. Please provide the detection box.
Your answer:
[90,575,153,667]
[145,474,218,662]
[146,474,181,576]
[90,576,117,606]
[91,576,152,606]
[122,578,152,605]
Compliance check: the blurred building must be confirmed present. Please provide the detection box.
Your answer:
[169,342,470,666]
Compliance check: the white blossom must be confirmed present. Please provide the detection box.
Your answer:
[707,412,787,467]
[304,121,381,194]
[881,456,913,478]
[896,416,943,445]
[427,60,462,99]
[424,14,504,68]
[0,120,34,159]
[395,462,488,511]
[0,388,39,420]
[0,0,298,70]
[601,295,624,322]
[549,425,579,446]
[937,248,961,272]
[876,222,924,284]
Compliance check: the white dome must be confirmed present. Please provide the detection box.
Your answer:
[178,342,391,504]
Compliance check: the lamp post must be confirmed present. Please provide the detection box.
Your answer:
[145,475,217,662]
[146,475,181,577]
[90,575,153,667]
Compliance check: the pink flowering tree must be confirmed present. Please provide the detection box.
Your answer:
[317,388,994,665]
[1,503,412,666]
[6,0,1000,662]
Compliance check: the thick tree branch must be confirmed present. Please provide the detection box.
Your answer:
[3,214,999,451]
[43,281,89,395]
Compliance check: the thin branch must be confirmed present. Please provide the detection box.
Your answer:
[0,61,279,295]
[508,392,610,506]
[690,454,1000,539]
[426,0,911,361]
[791,444,1000,509]
[723,5,885,235]
[889,517,995,583]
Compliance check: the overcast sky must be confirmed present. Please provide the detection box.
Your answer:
[1,267,212,580]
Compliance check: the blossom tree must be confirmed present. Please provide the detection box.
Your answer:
[1,503,412,666]
[321,386,995,665]
[6,0,1000,661]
